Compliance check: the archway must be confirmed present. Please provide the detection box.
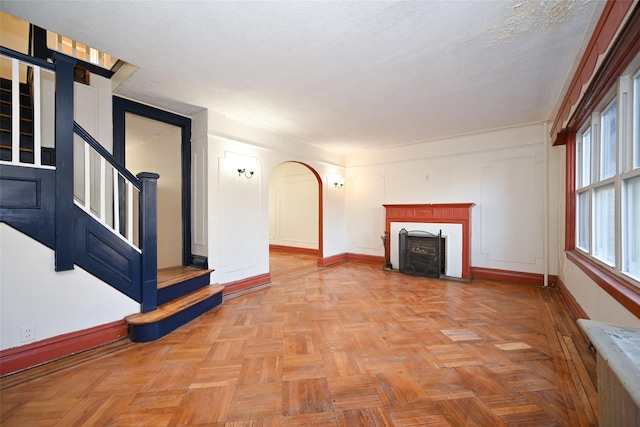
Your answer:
[268,161,323,274]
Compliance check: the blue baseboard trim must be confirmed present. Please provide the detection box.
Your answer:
[158,273,210,305]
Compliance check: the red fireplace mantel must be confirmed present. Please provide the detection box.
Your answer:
[383,203,475,279]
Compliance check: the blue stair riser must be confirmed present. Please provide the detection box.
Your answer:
[157,273,211,305]
[128,291,222,343]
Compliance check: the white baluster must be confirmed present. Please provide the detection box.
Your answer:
[113,171,120,234]
[84,143,90,211]
[33,66,41,166]
[127,182,134,244]
[100,157,106,221]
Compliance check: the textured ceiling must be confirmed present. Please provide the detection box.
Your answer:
[2,1,605,154]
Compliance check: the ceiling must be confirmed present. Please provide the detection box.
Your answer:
[2,1,605,154]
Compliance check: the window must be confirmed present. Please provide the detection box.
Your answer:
[635,74,640,169]
[624,175,640,279]
[600,101,617,180]
[574,66,640,286]
[576,130,591,252]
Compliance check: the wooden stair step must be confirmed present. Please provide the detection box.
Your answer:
[125,285,224,342]
[157,266,214,289]
[126,285,223,325]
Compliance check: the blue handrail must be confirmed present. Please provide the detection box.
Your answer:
[73,121,142,190]
[0,46,55,71]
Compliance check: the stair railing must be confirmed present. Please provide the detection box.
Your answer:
[73,121,159,311]
[0,47,159,312]
[73,122,142,249]
[0,47,55,168]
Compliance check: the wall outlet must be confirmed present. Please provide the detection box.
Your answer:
[20,325,35,342]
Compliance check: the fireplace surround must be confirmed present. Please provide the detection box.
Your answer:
[383,203,474,279]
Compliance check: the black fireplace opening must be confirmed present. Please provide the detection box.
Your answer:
[399,229,446,278]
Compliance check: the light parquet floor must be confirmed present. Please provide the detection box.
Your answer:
[0,255,598,426]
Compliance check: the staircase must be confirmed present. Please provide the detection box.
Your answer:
[0,47,223,351]
[126,267,224,342]
[0,77,55,166]
[0,78,32,163]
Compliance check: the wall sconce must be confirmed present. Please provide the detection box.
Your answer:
[237,168,254,179]
[333,176,345,189]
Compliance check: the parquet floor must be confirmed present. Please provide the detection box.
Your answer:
[0,254,598,426]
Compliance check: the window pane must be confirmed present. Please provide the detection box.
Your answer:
[623,176,640,280]
[601,101,617,180]
[635,75,640,169]
[578,130,591,188]
[577,191,590,251]
[594,184,615,265]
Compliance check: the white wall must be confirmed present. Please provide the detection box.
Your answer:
[0,224,139,351]
[126,124,183,269]
[73,75,114,224]
[269,162,319,250]
[204,110,347,285]
[345,123,559,276]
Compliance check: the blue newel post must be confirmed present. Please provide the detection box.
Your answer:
[53,53,76,271]
[138,172,160,312]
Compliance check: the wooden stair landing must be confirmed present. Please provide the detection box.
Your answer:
[125,266,222,342]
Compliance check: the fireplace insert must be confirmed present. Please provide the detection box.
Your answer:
[399,229,445,278]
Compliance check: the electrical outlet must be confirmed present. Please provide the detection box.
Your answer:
[20,325,35,342]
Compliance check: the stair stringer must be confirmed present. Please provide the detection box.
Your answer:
[73,205,142,302]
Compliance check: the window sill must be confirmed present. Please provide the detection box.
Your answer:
[566,249,640,319]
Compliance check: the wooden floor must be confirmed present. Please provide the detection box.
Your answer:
[0,254,598,426]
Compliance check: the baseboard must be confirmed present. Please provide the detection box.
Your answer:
[0,320,128,376]
[318,253,347,267]
[470,266,558,287]
[189,254,208,269]
[319,253,384,267]
[346,253,385,265]
[555,276,589,321]
[269,244,319,256]
[223,273,271,294]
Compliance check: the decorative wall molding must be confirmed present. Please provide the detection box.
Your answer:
[480,156,544,265]
[0,320,128,376]
[551,0,636,145]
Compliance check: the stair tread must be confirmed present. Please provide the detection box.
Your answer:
[157,266,214,289]
[126,284,224,325]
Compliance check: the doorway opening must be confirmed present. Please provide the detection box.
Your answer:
[113,97,200,268]
[268,161,323,279]
[125,114,182,268]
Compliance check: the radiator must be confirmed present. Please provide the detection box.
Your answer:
[578,319,640,426]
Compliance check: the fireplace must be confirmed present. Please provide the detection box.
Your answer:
[399,229,446,278]
[383,203,474,279]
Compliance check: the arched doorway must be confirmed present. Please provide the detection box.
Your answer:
[268,161,323,277]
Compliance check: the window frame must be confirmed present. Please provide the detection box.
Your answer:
[554,3,640,317]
